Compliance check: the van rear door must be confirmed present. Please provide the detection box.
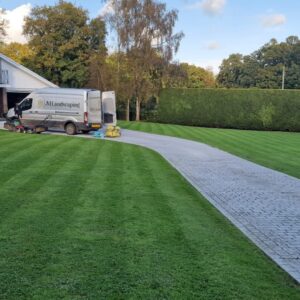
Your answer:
[87,91,101,127]
[102,91,117,126]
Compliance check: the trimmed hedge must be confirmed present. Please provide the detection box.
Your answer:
[157,88,300,131]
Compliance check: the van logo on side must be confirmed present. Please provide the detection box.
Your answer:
[37,99,44,109]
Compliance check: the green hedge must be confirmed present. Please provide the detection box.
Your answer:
[157,88,300,131]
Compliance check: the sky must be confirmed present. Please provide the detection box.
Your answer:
[1,0,300,73]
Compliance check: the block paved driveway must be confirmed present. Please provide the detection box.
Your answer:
[112,129,300,283]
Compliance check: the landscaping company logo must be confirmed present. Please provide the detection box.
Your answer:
[37,99,44,109]
[45,100,80,110]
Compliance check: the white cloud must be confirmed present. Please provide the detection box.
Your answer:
[206,41,220,50]
[187,0,226,15]
[261,14,286,28]
[99,0,114,17]
[2,3,32,44]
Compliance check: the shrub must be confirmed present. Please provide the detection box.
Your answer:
[157,88,300,131]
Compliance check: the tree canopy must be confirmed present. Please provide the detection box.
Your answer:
[106,0,184,120]
[217,36,300,89]
[0,43,34,64]
[23,0,106,88]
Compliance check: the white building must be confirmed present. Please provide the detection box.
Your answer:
[0,53,57,115]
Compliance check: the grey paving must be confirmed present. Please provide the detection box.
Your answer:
[112,129,300,283]
[1,125,300,282]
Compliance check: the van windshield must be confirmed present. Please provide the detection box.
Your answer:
[19,98,33,111]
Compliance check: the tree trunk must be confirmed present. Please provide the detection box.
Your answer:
[135,97,141,121]
[126,98,130,121]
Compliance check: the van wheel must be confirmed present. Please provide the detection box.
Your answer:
[65,123,77,135]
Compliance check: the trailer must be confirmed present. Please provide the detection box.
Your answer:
[5,88,116,135]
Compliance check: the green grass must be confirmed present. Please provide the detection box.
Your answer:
[119,121,300,179]
[0,130,299,299]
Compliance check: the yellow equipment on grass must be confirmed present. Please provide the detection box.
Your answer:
[105,125,121,138]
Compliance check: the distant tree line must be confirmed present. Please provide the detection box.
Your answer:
[0,0,215,121]
[217,36,300,89]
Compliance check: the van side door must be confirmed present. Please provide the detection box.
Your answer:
[102,91,117,126]
[87,91,101,125]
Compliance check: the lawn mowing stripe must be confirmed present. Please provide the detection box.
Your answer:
[0,137,82,223]
[0,133,33,145]
[138,122,151,133]
[184,125,300,151]
[207,129,299,150]
[27,141,126,298]
[0,133,52,159]
[32,142,201,298]
[24,140,110,298]
[160,123,187,138]
[0,134,69,170]
[0,135,77,194]
[0,139,106,299]
[157,123,168,135]
[162,125,275,151]
[111,145,201,298]
[162,125,247,151]
[0,133,67,170]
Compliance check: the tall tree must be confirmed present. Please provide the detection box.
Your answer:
[87,52,134,121]
[217,54,244,88]
[23,1,106,87]
[107,0,183,121]
[0,8,7,42]
[86,17,107,89]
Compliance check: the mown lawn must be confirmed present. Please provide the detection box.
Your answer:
[0,130,299,299]
[119,121,300,179]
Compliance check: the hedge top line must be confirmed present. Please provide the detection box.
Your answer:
[165,87,300,93]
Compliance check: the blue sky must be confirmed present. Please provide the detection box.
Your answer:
[1,0,299,72]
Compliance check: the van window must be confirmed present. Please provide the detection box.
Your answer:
[19,98,33,111]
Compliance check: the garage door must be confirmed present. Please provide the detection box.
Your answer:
[7,92,30,109]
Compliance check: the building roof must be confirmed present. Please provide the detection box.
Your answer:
[0,53,58,88]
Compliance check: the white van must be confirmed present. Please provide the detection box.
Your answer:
[6,88,116,135]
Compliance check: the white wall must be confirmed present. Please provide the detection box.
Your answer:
[2,59,57,92]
